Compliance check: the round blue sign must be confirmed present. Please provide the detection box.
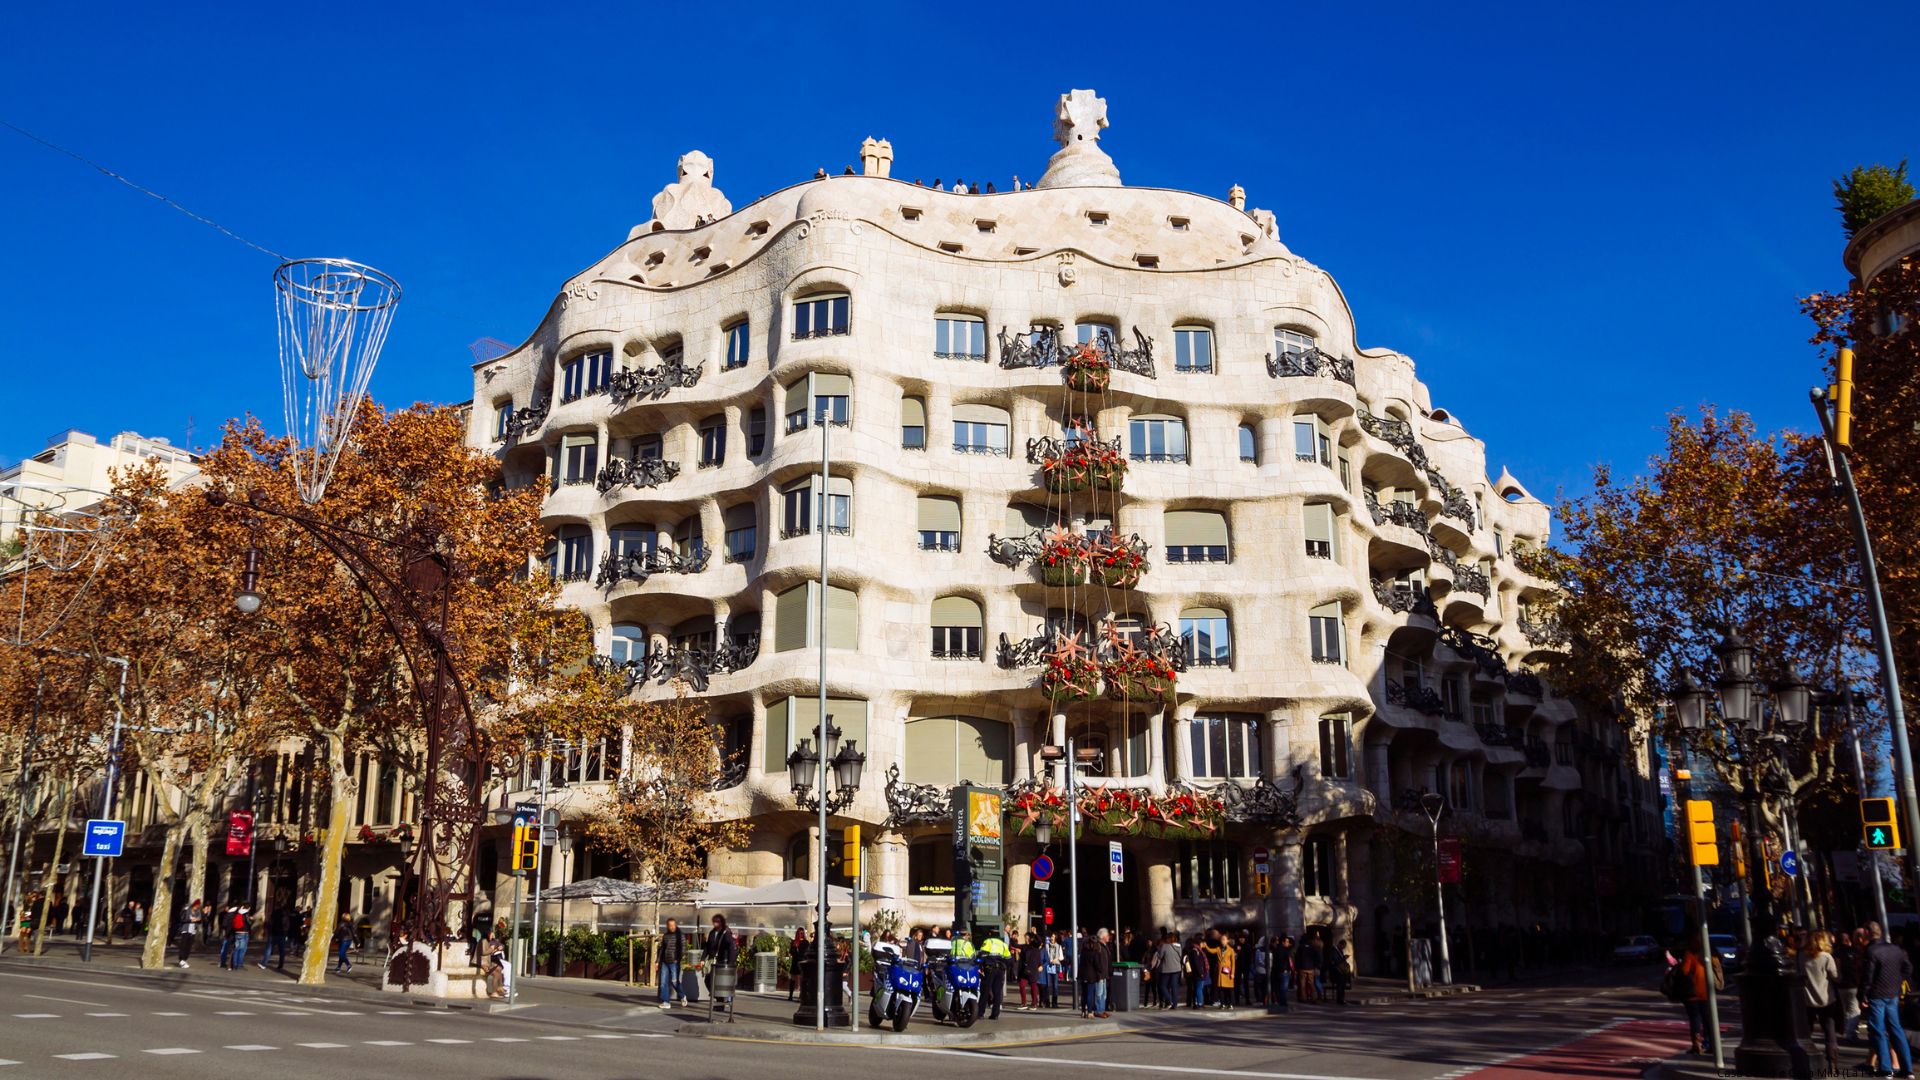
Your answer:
[1781,850,1800,878]
[1032,854,1054,881]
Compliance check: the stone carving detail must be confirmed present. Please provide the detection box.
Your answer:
[644,150,733,232]
[561,280,600,307]
[1036,88,1122,190]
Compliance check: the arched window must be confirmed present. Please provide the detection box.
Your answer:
[608,524,656,560]
[1303,503,1339,561]
[1192,714,1261,778]
[1274,327,1316,361]
[773,582,857,652]
[785,373,852,432]
[781,475,852,538]
[1309,602,1345,665]
[792,292,850,339]
[722,504,756,563]
[901,395,927,450]
[723,319,751,370]
[903,716,1011,787]
[609,623,647,665]
[555,526,593,581]
[1129,414,1188,463]
[1238,423,1257,463]
[1164,510,1229,563]
[930,596,984,659]
[1075,321,1117,348]
[1179,607,1232,668]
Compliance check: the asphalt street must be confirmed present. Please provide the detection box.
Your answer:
[0,963,1686,1079]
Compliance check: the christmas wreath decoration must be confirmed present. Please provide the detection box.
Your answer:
[1037,528,1090,586]
[1062,342,1111,393]
[1040,633,1101,702]
[1089,533,1148,589]
[1010,783,1225,839]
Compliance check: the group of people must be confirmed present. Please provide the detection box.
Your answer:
[9,892,135,949]
[1671,919,1915,1078]
[168,898,353,975]
[807,169,1034,194]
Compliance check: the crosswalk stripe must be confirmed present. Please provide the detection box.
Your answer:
[144,1048,202,1055]
[55,1053,116,1061]
[297,1043,348,1049]
[224,1045,276,1051]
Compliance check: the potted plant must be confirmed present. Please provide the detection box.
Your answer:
[1040,446,1092,493]
[1062,342,1111,393]
[1103,648,1178,704]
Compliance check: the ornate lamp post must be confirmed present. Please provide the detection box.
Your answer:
[786,722,864,1029]
[1418,791,1451,985]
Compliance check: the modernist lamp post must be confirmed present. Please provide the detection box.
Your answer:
[1418,791,1451,985]
[786,722,864,1030]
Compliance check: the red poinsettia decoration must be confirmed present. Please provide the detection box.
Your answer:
[1037,527,1090,585]
[1062,342,1111,393]
[1089,533,1148,588]
[1040,631,1101,702]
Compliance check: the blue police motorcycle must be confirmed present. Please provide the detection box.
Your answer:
[927,955,981,1028]
[868,951,924,1032]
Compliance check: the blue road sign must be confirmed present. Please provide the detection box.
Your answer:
[83,819,125,858]
[1781,850,1800,878]
[1031,854,1054,882]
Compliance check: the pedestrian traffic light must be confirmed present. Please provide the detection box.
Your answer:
[1043,906,1054,926]
[1255,872,1270,897]
[842,824,861,880]
[1832,347,1855,452]
[512,823,540,872]
[1686,800,1719,866]
[1863,797,1901,850]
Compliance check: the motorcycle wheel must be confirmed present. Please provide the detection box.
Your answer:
[893,1006,910,1033]
[955,1000,977,1028]
[870,1001,884,1028]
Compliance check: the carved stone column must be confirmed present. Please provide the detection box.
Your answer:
[1265,708,1289,781]
[1170,703,1198,785]
[1147,860,1175,931]
[1147,708,1168,794]
[1013,712,1035,782]
[1277,836,1306,937]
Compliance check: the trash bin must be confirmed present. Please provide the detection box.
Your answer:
[1108,963,1143,1012]
[753,951,779,993]
[708,967,738,1024]
[681,966,703,1004]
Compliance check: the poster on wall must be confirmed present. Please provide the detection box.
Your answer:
[225,811,254,857]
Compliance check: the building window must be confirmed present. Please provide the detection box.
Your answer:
[746,406,767,456]
[608,524,655,562]
[903,716,1011,788]
[561,434,598,486]
[934,314,987,360]
[697,415,726,468]
[493,400,513,441]
[724,320,751,370]
[901,395,927,450]
[1177,840,1242,902]
[1293,417,1333,467]
[1191,714,1261,779]
[1309,602,1344,664]
[792,293,850,339]
[1338,449,1352,490]
[781,475,852,539]
[1179,607,1231,668]
[561,351,612,402]
[1441,676,1462,721]
[1303,836,1336,898]
[1494,528,1505,558]
[908,837,957,895]
[1238,423,1257,463]
[556,525,593,582]
[784,373,852,432]
[1274,327,1316,361]
[1304,502,1339,561]
[608,623,647,665]
[917,495,961,552]
[1163,509,1229,563]
[722,504,756,563]
[929,596,984,660]
[1173,326,1213,373]
[772,582,858,652]
[763,695,868,778]
[1129,414,1188,463]
[1319,714,1352,780]
[672,516,705,563]
[632,433,663,460]
[952,404,1011,456]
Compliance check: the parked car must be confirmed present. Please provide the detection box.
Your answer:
[1612,934,1661,963]
[1709,934,1743,973]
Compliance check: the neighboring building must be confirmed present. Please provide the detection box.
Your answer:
[1,429,200,547]
[1845,197,1920,287]
[460,90,1658,971]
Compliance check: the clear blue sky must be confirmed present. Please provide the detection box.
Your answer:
[2,3,1911,505]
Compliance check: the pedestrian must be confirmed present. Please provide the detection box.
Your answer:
[1019,931,1043,1009]
[1080,928,1112,1018]
[1215,933,1237,1008]
[132,900,145,936]
[1669,937,1720,1056]
[1329,938,1354,1005]
[176,899,203,967]
[1044,931,1064,1008]
[332,915,354,973]
[1185,934,1211,1007]
[785,926,807,1002]
[228,904,253,969]
[659,917,687,1008]
[1250,933,1271,1006]
[482,931,507,999]
[1800,929,1840,1075]
[48,895,66,938]
[1837,928,1864,1042]
[704,914,737,1012]
[1154,931,1182,1010]
[15,894,35,952]
[1295,934,1321,1003]
[1862,920,1913,1078]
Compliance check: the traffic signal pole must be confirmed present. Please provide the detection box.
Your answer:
[1680,774,1724,1070]
[1853,735,1891,930]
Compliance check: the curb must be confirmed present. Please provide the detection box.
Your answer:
[677,1017,1123,1046]
[1358,983,1485,1005]
[0,951,467,1012]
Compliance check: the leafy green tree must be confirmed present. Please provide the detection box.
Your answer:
[1835,161,1914,238]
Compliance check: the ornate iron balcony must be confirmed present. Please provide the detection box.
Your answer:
[1516,610,1569,647]
[996,324,1157,378]
[953,442,1010,457]
[607,354,702,405]
[1365,489,1429,532]
[1384,679,1447,717]
[596,456,680,494]
[1172,767,1306,826]
[931,648,983,661]
[504,399,550,438]
[1439,625,1510,681]
[1130,451,1188,464]
[936,350,988,362]
[1371,579,1438,618]
[987,530,1044,568]
[1440,487,1476,528]
[1266,346,1354,386]
[1427,533,1461,571]
[791,324,850,341]
[883,762,952,828]
[1507,670,1545,698]
[1026,431,1122,465]
[1451,564,1492,599]
[591,627,761,695]
[1475,722,1525,748]
[996,621,1187,673]
[595,544,711,588]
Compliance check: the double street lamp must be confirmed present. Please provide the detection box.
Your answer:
[1418,791,1452,986]
[785,722,864,1031]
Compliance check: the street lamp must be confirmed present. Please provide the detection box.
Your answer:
[1418,791,1452,985]
[785,721,864,1030]
[234,545,265,614]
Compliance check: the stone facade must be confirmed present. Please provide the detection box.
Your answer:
[465,92,1661,971]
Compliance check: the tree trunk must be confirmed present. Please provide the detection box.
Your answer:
[186,805,210,907]
[298,733,352,986]
[33,783,72,955]
[141,815,187,969]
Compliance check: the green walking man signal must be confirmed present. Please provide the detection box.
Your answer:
[1862,797,1901,850]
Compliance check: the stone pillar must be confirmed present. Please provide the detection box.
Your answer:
[1171,704,1197,784]
[874,829,909,910]
[1265,709,1289,780]
[1346,826,1377,974]
[1006,862,1031,932]
[1148,861,1175,933]
[595,424,610,478]
[1277,837,1305,937]
[1370,739,1393,804]
[1050,712,1067,784]
[1147,708,1168,794]
[1013,714,1034,782]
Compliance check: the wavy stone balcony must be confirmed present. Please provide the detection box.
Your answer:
[606,353,703,406]
[596,456,682,494]
[595,545,711,588]
[592,627,760,695]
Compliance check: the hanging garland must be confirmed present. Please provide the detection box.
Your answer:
[1062,342,1111,393]
[1038,528,1090,586]
[1041,633,1101,702]
[1009,783,1226,839]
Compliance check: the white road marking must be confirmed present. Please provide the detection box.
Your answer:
[537,1034,581,1041]
[426,1038,472,1044]
[378,1009,413,1015]
[486,1036,529,1042]
[585,1033,626,1039]
[24,993,109,1007]
[364,1040,412,1046]
[883,1047,1395,1080]
[55,1053,117,1061]
[11,1013,57,1019]
[273,1011,312,1016]
[152,1011,190,1016]
[144,1048,202,1055]
[297,1043,348,1049]
[225,1045,278,1051]
[215,1010,255,1016]
[0,1060,18,1066]
[84,1012,129,1017]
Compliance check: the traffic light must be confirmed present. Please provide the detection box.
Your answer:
[512,823,540,873]
[1731,819,1746,878]
[1255,872,1271,897]
[842,824,861,881]
[1043,906,1054,926]
[1685,800,1719,866]
[1863,797,1901,850]
[1832,347,1855,452]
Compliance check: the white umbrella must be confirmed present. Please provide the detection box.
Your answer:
[727,879,890,906]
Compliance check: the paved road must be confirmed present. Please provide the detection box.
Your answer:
[0,963,1685,1078]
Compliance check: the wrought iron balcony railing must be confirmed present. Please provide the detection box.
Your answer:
[1384,679,1447,717]
[1370,579,1438,618]
[1516,610,1570,647]
[504,399,550,438]
[1451,563,1491,599]
[607,354,702,404]
[995,621,1188,673]
[1265,346,1354,386]
[595,544,711,588]
[996,325,1157,377]
[1440,625,1509,681]
[883,763,952,828]
[591,628,761,695]
[596,456,681,494]
[1365,489,1429,532]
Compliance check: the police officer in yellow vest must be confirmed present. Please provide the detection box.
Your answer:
[978,928,1012,1019]
[950,926,977,960]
